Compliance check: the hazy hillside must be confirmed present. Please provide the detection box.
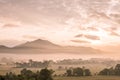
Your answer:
[0,39,103,54]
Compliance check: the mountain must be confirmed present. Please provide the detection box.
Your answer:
[14,39,61,49]
[0,39,103,54]
[0,45,9,49]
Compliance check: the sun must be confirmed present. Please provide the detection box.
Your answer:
[88,28,108,45]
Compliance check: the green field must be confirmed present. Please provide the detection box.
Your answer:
[54,76,120,80]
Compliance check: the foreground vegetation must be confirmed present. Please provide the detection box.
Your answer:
[0,68,54,80]
[1,64,120,80]
[54,76,120,80]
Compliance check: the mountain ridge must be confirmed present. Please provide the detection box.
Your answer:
[0,39,104,54]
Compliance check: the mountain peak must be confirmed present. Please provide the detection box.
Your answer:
[31,39,54,45]
[15,39,60,49]
[0,45,9,48]
[0,39,104,54]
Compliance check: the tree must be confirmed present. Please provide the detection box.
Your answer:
[20,68,34,80]
[84,69,91,76]
[29,59,33,67]
[73,67,83,76]
[39,68,54,80]
[5,72,17,80]
[0,75,4,80]
[109,67,115,75]
[43,61,50,68]
[99,68,110,75]
[0,68,54,80]
[115,64,120,76]
[66,69,72,76]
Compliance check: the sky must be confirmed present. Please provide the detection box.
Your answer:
[0,0,120,52]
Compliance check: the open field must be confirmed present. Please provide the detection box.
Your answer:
[0,64,109,75]
[0,67,42,75]
[54,76,120,80]
[0,66,66,75]
[0,64,115,75]
[1,66,120,80]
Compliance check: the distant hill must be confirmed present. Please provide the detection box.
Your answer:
[0,39,103,54]
[14,39,61,49]
[0,45,9,49]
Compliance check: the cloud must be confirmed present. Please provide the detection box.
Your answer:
[110,31,120,37]
[84,35,100,40]
[103,27,120,37]
[87,27,99,31]
[0,17,21,28]
[75,34,83,37]
[71,40,90,43]
[2,23,19,28]
[104,27,118,32]
[23,35,39,40]
[79,27,99,31]
[0,39,24,47]
[0,0,120,48]
[75,34,100,40]
[110,27,118,31]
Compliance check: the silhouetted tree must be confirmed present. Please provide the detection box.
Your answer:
[73,67,83,76]
[84,69,91,76]
[5,72,17,80]
[0,68,54,80]
[39,68,54,80]
[66,69,72,76]
[21,68,35,80]
[115,64,120,76]
[99,64,120,76]
[0,75,4,80]
[99,68,110,75]
[109,67,115,75]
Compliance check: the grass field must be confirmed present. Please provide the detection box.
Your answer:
[1,65,120,80]
[1,66,120,80]
[0,63,111,75]
[0,66,66,75]
[54,76,120,80]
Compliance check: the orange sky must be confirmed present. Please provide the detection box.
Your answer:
[0,0,120,53]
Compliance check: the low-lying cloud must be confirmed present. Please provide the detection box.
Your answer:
[75,34,100,40]
[2,23,19,28]
[84,35,100,40]
[110,31,120,37]
[79,27,99,31]
[71,40,90,43]
[104,27,118,32]
[23,35,39,40]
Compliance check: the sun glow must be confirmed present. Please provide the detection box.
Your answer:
[0,0,120,52]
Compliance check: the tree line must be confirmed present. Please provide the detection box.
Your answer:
[66,67,91,76]
[0,64,120,80]
[99,64,120,76]
[0,68,54,80]
[0,67,91,80]
[15,59,51,68]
